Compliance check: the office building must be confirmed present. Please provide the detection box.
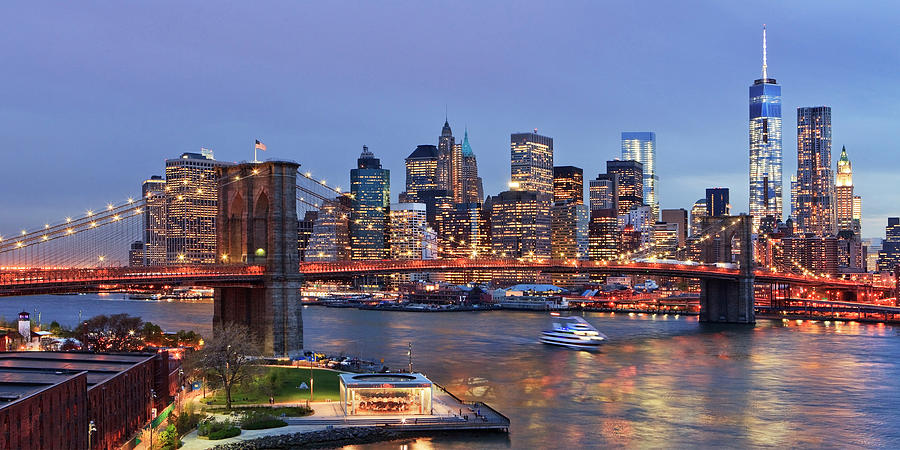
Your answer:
[459,130,484,203]
[774,235,839,276]
[489,190,552,258]
[835,146,861,235]
[690,199,708,236]
[706,188,730,217]
[749,26,783,229]
[141,175,166,265]
[442,202,490,258]
[836,230,864,273]
[389,203,437,260]
[795,106,836,236]
[652,222,680,258]
[606,160,643,215]
[298,211,318,261]
[589,173,618,213]
[305,197,351,261]
[437,120,456,195]
[661,208,688,247]
[165,151,227,264]
[878,218,900,272]
[551,201,589,259]
[589,209,619,260]
[400,145,439,203]
[350,146,390,260]
[553,166,584,205]
[625,205,655,246]
[622,132,658,218]
[510,132,554,197]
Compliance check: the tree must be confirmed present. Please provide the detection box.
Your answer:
[189,323,259,409]
[75,314,144,352]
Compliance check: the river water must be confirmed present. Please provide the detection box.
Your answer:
[6,294,900,448]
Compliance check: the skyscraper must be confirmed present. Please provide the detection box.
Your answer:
[589,173,618,213]
[459,130,484,203]
[705,188,730,217]
[164,151,227,264]
[878,218,900,272]
[749,26,783,229]
[551,202,589,260]
[606,160,643,216]
[553,166,584,205]
[795,106,836,236]
[510,131,554,197]
[690,199,708,236]
[835,146,861,235]
[141,175,166,266]
[621,132,658,218]
[350,146,390,260]
[661,208,688,247]
[401,145,438,203]
[442,202,491,258]
[489,190,551,259]
[389,203,437,260]
[437,120,455,194]
[305,197,351,261]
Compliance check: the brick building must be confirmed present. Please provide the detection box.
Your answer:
[0,352,174,450]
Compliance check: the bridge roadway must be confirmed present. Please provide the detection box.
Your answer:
[0,265,266,296]
[0,259,892,297]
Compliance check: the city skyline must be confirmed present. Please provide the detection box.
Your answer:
[2,2,900,237]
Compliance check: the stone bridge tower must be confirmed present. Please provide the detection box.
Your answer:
[697,214,755,324]
[214,161,302,357]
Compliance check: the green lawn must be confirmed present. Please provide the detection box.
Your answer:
[205,366,342,406]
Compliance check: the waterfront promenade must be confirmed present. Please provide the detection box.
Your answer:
[180,384,509,449]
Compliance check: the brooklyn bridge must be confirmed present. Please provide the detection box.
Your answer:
[1,160,895,357]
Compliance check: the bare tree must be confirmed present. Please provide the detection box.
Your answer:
[190,322,260,409]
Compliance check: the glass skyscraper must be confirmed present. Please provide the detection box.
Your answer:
[350,146,391,260]
[795,106,835,237]
[621,132,658,218]
[749,26,783,230]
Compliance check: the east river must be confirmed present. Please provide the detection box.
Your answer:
[6,294,900,448]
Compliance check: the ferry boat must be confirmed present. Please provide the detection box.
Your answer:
[540,315,607,350]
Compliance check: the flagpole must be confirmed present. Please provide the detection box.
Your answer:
[253,140,257,163]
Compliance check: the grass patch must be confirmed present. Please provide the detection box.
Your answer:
[204,366,342,406]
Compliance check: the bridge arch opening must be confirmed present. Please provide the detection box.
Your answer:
[251,191,269,264]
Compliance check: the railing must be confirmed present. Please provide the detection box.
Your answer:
[0,265,265,292]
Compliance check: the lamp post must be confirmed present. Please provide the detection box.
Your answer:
[87,420,96,449]
[149,388,158,449]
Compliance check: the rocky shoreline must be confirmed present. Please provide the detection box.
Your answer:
[211,427,427,449]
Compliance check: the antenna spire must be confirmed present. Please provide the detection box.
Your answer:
[762,24,768,80]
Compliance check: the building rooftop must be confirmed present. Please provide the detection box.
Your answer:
[339,372,432,388]
[0,352,156,405]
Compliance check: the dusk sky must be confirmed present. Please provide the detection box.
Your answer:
[2,1,899,237]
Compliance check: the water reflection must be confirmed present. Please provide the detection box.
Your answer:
[2,295,899,447]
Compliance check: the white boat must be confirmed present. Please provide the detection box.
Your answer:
[540,315,607,350]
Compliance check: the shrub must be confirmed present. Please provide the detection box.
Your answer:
[197,418,239,439]
[207,427,241,440]
[157,424,180,450]
[240,410,288,430]
[174,404,205,436]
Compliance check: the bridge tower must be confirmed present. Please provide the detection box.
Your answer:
[214,161,302,357]
[698,214,756,324]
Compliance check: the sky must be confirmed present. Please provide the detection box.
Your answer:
[2,1,899,238]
